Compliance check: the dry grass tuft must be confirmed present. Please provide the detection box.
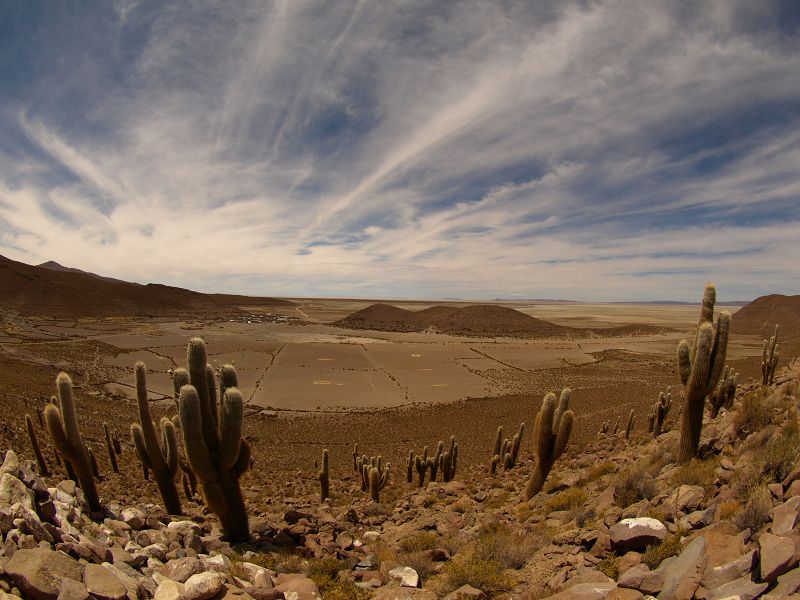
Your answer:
[733,387,783,438]
[614,462,657,508]
[598,555,619,579]
[734,488,772,533]
[544,487,587,514]
[642,533,682,569]
[670,457,719,488]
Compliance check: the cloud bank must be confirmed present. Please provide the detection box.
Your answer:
[1,0,799,301]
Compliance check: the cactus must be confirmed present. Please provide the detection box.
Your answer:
[709,366,738,418]
[44,373,101,511]
[368,462,390,502]
[415,446,429,487]
[648,388,672,437]
[525,388,573,499]
[353,443,359,472]
[87,446,101,480]
[406,450,414,483]
[440,435,458,482]
[318,449,330,502]
[677,284,731,464]
[36,406,44,428]
[490,454,500,475]
[179,338,250,542]
[491,426,503,472]
[103,423,119,474]
[510,423,524,465]
[111,429,122,455]
[131,362,182,515]
[429,441,444,481]
[761,325,779,385]
[25,414,49,476]
[132,434,151,481]
[624,410,635,440]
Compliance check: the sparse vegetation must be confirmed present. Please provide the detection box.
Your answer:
[614,462,658,508]
[670,457,719,488]
[544,486,587,514]
[642,533,682,569]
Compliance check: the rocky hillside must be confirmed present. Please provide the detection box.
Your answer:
[732,294,800,337]
[0,254,293,317]
[0,352,798,599]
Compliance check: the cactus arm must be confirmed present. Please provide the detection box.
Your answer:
[678,341,691,385]
[705,312,731,396]
[187,338,219,450]
[56,373,81,449]
[219,364,238,400]
[26,414,50,476]
[206,364,219,428]
[179,385,217,482]
[161,418,179,477]
[45,405,70,458]
[233,438,251,476]
[554,411,573,459]
[218,388,243,469]
[537,393,556,462]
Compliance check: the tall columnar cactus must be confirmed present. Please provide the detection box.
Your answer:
[103,423,119,474]
[25,414,49,476]
[624,410,635,440]
[131,362,181,515]
[406,450,414,483]
[369,463,390,502]
[415,446,429,487]
[762,325,779,385]
[491,426,503,472]
[353,443,359,472]
[525,388,573,500]
[180,338,251,542]
[430,441,444,481]
[709,366,739,418]
[45,373,101,511]
[318,449,330,502]
[648,388,672,437]
[440,435,458,482]
[677,284,731,464]
[87,446,101,480]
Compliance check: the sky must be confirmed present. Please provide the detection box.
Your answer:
[1,1,799,302]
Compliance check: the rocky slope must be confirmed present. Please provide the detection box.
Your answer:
[0,358,798,599]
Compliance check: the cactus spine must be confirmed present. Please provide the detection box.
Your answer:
[525,388,573,500]
[131,362,181,514]
[761,325,779,385]
[25,414,49,476]
[44,373,101,511]
[677,284,731,464]
[709,366,738,418]
[180,338,250,542]
[318,449,330,502]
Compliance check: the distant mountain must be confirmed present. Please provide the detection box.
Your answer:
[37,260,129,285]
[336,303,577,337]
[0,255,293,317]
[732,294,800,336]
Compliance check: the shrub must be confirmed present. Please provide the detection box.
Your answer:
[734,488,771,533]
[670,457,719,488]
[306,557,349,591]
[484,523,542,569]
[598,555,619,579]
[399,531,439,554]
[323,581,371,600]
[761,417,800,483]
[642,534,682,569]
[544,487,588,514]
[583,461,617,483]
[438,550,511,595]
[614,464,657,508]
[733,388,780,437]
[718,500,741,521]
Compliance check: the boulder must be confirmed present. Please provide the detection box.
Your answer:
[5,547,83,600]
[183,572,226,600]
[273,574,320,600]
[657,536,707,600]
[760,532,798,582]
[705,574,768,600]
[773,502,800,536]
[83,564,127,600]
[56,578,90,600]
[0,473,34,512]
[540,582,617,599]
[700,550,756,590]
[606,590,643,600]
[664,485,704,514]
[768,567,800,597]
[610,518,667,550]
[389,566,420,588]
[153,579,184,600]
[441,585,485,600]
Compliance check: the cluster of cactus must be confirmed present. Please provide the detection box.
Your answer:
[525,388,573,499]
[179,338,251,541]
[355,452,390,502]
[677,284,731,464]
[709,366,739,418]
[490,424,524,474]
[130,362,182,515]
[409,436,459,486]
[624,410,635,440]
[44,373,101,512]
[318,449,330,502]
[762,325,779,385]
[647,388,672,437]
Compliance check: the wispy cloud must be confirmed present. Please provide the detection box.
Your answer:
[0,0,799,301]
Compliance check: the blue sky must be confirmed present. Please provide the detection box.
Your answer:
[1,1,799,301]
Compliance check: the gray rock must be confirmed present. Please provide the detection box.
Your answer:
[759,532,797,582]
[83,564,127,600]
[0,474,34,512]
[657,536,707,600]
[610,518,667,550]
[153,578,184,600]
[183,572,226,600]
[0,451,19,476]
[119,508,146,530]
[5,547,83,600]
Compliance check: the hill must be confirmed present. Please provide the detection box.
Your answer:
[37,260,129,285]
[731,294,800,336]
[335,303,576,337]
[0,255,293,317]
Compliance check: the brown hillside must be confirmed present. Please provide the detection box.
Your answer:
[336,303,576,337]
[0,255,293,317]
[731,294,800,336]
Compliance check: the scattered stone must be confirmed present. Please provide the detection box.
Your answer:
[83,564,127,600]
[700,550,756,590]
[389,566,420,588]
[705,574,768,600]
[442,585,485,600]
[5,547,83,600]
[56,578,89,600]
[657,536,707,600]
[759,532,797,582]
[274,574,320,600]
[542,582,617,599]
